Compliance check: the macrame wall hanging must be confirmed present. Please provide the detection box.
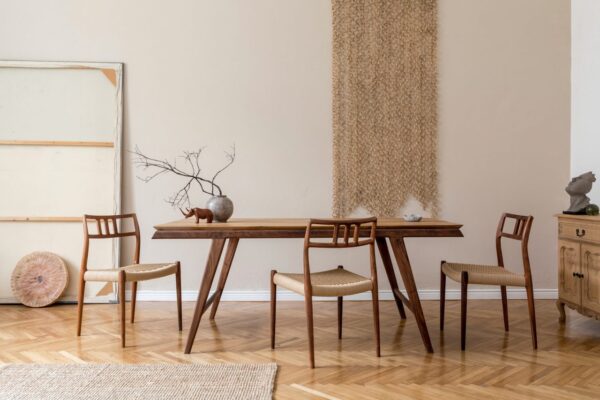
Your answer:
[332,0,439,217]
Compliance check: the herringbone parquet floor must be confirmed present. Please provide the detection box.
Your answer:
[1,300,599,399]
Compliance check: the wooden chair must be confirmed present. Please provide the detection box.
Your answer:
[440,213,536,350]
[77,213,182,347]
[270,217,380,368]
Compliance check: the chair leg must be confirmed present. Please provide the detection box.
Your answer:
[557,300,566,323]
[337,264,344,340]
[526,282,538,349]
[461,271,468,351]
[337,296,343,340]
[371,287,381,357]
[270,270,277,350]
[440,261,446,331]
[118,271,126,348]
[76,279,85,336]
[175,262,183,331]
[305,293,315,368]
[501,285,509,331]
[130,281,138,324]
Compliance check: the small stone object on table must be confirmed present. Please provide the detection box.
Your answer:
[403,214,422,222]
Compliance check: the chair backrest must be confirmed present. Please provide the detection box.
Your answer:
[302,217,378,295]
[81,213,141,271]
[304,217,377,249]
[495,213,534,279]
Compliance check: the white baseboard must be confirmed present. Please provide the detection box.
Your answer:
[0,288,558,305]
[125,288,558,302]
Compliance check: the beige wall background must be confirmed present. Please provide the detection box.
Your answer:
[572,0,600,201]
[0,0,570,301]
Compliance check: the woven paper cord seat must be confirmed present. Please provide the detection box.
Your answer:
[274,268,373,297]
[84,263,178,282]
[442,262,526,287]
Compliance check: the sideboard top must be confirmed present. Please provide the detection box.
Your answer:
[555,214,600,222]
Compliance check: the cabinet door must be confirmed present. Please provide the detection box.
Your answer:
[581,243,600,314]
[558,239,581,305]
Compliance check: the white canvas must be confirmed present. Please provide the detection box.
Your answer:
[0,61,123,303]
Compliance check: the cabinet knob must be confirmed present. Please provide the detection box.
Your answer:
[576,228,586,237]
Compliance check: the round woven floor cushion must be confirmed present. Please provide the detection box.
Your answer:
[11,251,69,307]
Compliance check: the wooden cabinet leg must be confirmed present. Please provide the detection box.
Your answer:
[557,300,566,323]
[184,238,226,354]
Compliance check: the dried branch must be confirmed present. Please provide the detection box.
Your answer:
[131,145,236,208]
[212,145,236,184]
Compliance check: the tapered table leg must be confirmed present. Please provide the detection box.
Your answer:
[389,237,434,353]
[376,237,407,319]
[209,238,239,320]
[184,238,226,354]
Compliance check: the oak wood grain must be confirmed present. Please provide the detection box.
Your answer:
[0,140,114,147]
[1,300,596,400]
[155,217,461,231]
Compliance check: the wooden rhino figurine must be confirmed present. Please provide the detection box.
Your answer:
[180,207,214,224]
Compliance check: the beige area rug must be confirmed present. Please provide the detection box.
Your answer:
[0,363,277,400]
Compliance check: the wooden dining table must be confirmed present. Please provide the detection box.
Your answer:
[153,217,463,354]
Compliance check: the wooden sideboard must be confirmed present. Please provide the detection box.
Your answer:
[557,214,600,321]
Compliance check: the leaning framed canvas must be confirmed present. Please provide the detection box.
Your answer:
[0,61,123,303]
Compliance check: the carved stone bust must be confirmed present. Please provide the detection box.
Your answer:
[565,171,596,214]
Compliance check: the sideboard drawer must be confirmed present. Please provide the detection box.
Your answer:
[559,222,600,243]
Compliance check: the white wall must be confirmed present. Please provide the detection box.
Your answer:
[572,0,600,203]
[0,0,570,301]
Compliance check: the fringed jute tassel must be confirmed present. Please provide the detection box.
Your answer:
[332,0,439,217]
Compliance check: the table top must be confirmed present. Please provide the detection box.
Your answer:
[153,217,463,239]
